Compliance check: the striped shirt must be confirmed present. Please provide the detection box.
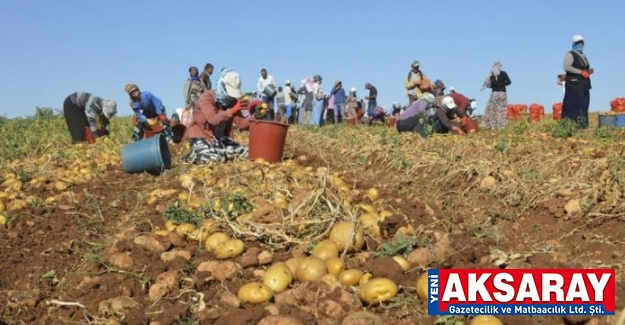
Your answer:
[69,92,105,133]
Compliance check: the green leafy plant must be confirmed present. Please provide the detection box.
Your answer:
[435,315,464,325]
[207,192,254,220]
[373,234,417,257]
[166,204,205,226]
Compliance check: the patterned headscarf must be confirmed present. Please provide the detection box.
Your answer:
[481,61,502,90]
[189,66,200,82]
[216,67,234,108]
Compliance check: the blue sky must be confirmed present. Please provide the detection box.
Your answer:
[1,1,624,118]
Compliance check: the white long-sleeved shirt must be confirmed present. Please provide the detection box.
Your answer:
[257,75,276,93]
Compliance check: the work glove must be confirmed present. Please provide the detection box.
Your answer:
[580,70,590,79]
[158,113,168,122]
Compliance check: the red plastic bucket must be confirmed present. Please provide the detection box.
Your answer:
[248,120,289,163]
[143,124,165,139]
[346,117,356,126]
[462,117,479,133]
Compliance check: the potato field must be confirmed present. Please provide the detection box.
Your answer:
[1,110,624,325]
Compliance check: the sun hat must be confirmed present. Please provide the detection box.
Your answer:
[125,83,139,95]
[222,71,242,98]
[572,35,584,43]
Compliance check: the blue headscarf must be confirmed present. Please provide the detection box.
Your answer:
[216,67,234,108]
[572,42,584,54]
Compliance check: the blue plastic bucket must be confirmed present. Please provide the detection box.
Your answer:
[598,114,616,128]
[121,134,172,174]
[615,114,625,128]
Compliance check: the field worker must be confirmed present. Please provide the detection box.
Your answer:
[257,68,277,120]
[344,87,360,121]
[63,92,117,143]
[396,92,436,138]
[183,68,250,164]
[432,96,467,135]
[330,80,346,123]
[125,83,174,143]
[562,34,593,128]
[446,86,471,114]
[405,60,430,104]
[391,102,402,117]
[183,66,207,111]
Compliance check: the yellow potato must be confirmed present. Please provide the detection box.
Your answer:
[0,214,7,226]
[363,188,379,202]
[359,278,398,305]
[7,199,27,212]
[237,282,273,304]
[186,228,209,242]
[319,273,338,286]
[285,258,303,275]
[416,272,428,301]
[359,272,373,286]
[338,269,363,286]
[205,232,230,252]
[359,213,381,239]
[0,201,5,212]
[262,262,293,293]
[213,239,245,259]
[392,256,410,272]
[200,219,219,233]
[311,240,339,261]
[469,316,503,325]
[153,229,169,237]
[164,220,177,232]
[175,223,197,237]
[329,222,365,252]
[295,257,327,282]
[325,257,345,276]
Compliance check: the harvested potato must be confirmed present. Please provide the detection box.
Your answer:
[263,262,293,293]
[295,257,327,282]
[338,269,363,286]
[311,240,339,261]
[325,257,345,276]
[358,213,381,238]
[175,223,197,237]
[392,256,410,272]
[359,278,398,305]
[469,315,503,325]
[363,188,379,202]
[164,220,177,232]
[0,214,7,226]
[213,239,245,259]
[319,273,338,286]
[341,311,383,325]
[359,273,373,286]
[201,219,219,233]
[237,282,273,304]
[205,232,230,252]
[285,258,303,275]
[416,272,428,301]
[329,222,365,252]
[186,228,209,242]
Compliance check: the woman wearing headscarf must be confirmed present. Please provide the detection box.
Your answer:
[396,93,437,138]
[562,35,593,128]
[125,83,174,143]
[344,88,360,122]
[183,66,207,110]
[297,77,314,125]
[310,75,326,126]
[183,68,250,164]
[63,92,117,143]
[480,61,511,130]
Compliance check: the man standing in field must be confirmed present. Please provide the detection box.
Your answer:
[364,82,377,118]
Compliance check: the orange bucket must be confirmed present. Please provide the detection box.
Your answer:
[346,117,356,126]
[388,117,397,128]
[462,117,479,133]
[143,124,165,139]
[248,120,289,163]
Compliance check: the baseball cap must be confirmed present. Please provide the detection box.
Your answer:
[222,71,242,98]
[572,35,584,43]
[442,96,457,109]
[449,86,455,92]
[412,60,420,68]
